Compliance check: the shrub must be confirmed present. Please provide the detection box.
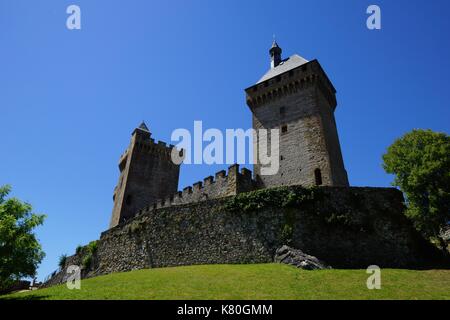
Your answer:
[81,240,98,269]
[82,254,92,269]
[87,241,98,254]
[58,254,67,269]
[75,245,83,255]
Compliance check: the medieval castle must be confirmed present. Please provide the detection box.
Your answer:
[110,41,349,228]
[45,43,444,286]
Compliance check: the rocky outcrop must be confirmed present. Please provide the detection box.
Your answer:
[275,245,330,270]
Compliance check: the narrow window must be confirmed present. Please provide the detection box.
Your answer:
[314,168,323,186]
[281,125,288,134]
[119,156,127,171]
[125,194,133,206]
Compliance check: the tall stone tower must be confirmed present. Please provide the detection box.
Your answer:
[245,41,349,187]
[109,122,180,228]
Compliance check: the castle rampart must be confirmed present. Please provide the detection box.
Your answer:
[134,164,257,215]
[45,186,445,288]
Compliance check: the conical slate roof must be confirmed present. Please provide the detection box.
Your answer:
[138,121,149,132]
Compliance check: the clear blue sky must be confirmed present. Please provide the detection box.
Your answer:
[0,0,449,280]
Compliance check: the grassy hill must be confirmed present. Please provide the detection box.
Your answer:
[2,264,450,300]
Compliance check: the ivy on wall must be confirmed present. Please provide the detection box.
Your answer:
[223,186,320,213]
[223,186,371,232]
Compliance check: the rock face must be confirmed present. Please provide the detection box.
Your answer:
[275,245,330,270]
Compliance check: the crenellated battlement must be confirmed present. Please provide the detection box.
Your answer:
[133,136,179,159]
[245,60,336,110]
[117,136,180,168]
[133,164,257,216]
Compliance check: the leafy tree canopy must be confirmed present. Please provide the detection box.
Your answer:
[383,129,450,242]
[0,185,46,290]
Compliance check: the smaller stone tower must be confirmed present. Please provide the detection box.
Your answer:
[109,122,180,228]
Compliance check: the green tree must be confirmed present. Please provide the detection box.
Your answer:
[0,185,46,290]
[382,129,450,245]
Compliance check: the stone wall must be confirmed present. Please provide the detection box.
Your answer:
[46,186,446,287]
[46,186,447,288]
[42,245,100,288]
[137,164,257,212]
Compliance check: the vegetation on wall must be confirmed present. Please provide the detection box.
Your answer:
[223,185,371,244]
[223,186,365,231]
[75,245,83,255]
[58,254,67,269]
[223,186,320,213]
[74,240,98,269]
[128,219,145,234]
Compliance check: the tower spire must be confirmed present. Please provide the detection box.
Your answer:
[138,121,149,132]
[269,39,282,69]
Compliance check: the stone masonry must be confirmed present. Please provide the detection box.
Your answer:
[49,186,445,287]
[110,42,350,228]
[246,42,349,188]
[109,123,180,228]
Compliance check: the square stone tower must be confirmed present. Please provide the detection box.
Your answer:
[245,42,349,187]
[109,122,180,228]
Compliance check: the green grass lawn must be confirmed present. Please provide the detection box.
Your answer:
[2,264,449,300]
